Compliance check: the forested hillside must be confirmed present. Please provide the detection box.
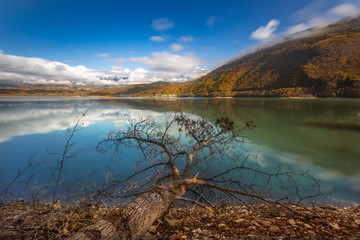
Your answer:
[155,16,360,98]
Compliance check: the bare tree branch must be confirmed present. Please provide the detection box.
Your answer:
[52,112,87,203]
[1,154,40,201]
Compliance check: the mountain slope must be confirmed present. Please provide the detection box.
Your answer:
[155,17,360,98]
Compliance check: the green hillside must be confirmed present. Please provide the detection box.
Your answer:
[156,17,360,98]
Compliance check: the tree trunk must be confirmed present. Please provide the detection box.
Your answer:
[70,183,186,240]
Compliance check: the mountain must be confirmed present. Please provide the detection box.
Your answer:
[1,17,359,98]
[154,16,360,98]
[0,81,171,97]
[90,81,171,97]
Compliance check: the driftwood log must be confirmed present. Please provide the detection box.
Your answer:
[70,178,198,240]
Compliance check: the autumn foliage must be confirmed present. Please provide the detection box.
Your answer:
[155,17,360,98]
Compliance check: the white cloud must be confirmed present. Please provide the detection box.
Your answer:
[151,18,174,31]
[110,51,208,84]
[112,49,209,83]
[292,0,327,22]
[0,50,208,87]
[286,23,309,35]
[0,53,97,84]
[0,53,132,86]
[117,51,204,73]
[329,4,360,17]
[206,16,216,27]
[180,36,193,42]
[170,43,183,52]
[250,19,280,40]
[287,2,360,35]
[150,36,166,42]
[96,53,112,58]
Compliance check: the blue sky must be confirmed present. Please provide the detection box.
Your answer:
[0,0,359,86]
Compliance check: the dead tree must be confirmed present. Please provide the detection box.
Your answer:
[71,113,324,240]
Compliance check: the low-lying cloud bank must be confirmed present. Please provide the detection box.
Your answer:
[226,2,360,65]
[286,3,360,35]
[0,51,208,86]
[250,3,360,42]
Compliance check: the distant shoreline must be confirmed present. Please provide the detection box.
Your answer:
[0,95,356,100]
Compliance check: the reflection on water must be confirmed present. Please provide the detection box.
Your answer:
[302,120,360,131]
[0,98,161,143]
[0,98,359,204]
[98,98,360,176]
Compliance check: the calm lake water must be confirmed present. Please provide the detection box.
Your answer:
[0,98,359,204]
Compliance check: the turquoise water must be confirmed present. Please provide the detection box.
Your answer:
[0,98,359,204]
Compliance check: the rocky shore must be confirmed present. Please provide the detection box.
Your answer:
[1,200,359,239]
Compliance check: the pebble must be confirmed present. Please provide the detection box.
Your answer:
[233,218,245,223]
[269,226,280,232]
[288,219,296,226]
[262,220,272,227]
[217,223,226,228]
[165,218,182,228]
[329,223,340,230]
[183,227,190,232]
[304,223,312,229]
[307,230,316,235]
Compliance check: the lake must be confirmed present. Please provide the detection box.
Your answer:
[0,97,359,204]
